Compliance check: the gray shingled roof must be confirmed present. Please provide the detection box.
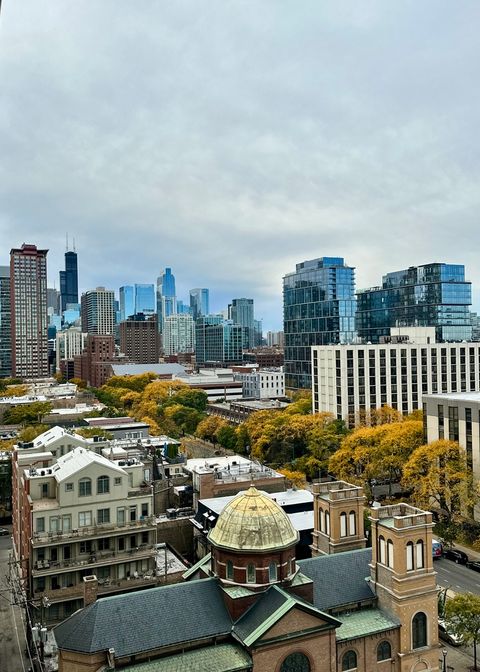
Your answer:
[298,548,375,611]
[53,578,232,657]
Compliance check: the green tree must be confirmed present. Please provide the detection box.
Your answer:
[75,427,114,440]
[3,402,53,426]
[164,389,208,413]
[216,425,237,450]
[195,416,226,444]
[445,593,480,670]
[163,404,204,435]
[17,424,50,442]
[402,439,477,523]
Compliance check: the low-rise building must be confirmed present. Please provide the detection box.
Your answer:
[12,441,156,624]
[208,398,289,424]
[233,367,285,399]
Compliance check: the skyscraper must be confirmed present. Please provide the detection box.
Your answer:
[0,266,12,377]
[195,317,243,366]
[81,287,115,335]
[189,288,209,320]
[283,257,356,390]
[156,268,176,332]
[119,314,159,364]
[230,298,255,349]
[59,249,78,312]
[356,263,472,343]
[10,244,49,379]
[134,284,155,316]
[119,286,135,322]
[163,314,195,355]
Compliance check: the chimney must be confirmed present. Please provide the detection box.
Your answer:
[83,574,98,606]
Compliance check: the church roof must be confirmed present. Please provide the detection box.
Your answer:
[208,486,299,552]
[119,643,252,672]
[53,578,232,657]
[298,548,375,611]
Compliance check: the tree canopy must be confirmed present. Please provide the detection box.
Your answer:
[445,592,480,670]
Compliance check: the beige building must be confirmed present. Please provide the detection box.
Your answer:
[13,437,156,624]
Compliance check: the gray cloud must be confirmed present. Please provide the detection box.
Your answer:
[2,1,480,328]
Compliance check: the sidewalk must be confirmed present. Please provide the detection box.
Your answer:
[452,542,480,562]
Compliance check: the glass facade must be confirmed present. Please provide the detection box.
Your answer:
[195,317,242,365]
[60,251,78,312]
[189,288,210,320]
[356,263,472,343]
[134,284,155,316]
[156,268,176,332]
[283,257,356,390]
[119,286,135,321]
[230,298,255,349]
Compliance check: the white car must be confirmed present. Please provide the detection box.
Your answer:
[438,619,463,646]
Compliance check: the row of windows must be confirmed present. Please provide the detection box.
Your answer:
[35,503,149,532]
[341,639,392,669]
[225,559,294,583]
[378,536,424,570]
[318,510,356,537]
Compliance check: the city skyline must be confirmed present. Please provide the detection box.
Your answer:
[2,3,480,330]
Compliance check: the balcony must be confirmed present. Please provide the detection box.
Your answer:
[31,516,156,547]
[32,544,156,576]
[33,573,161,603]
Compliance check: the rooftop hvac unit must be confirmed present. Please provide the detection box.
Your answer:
[166,508,177,519]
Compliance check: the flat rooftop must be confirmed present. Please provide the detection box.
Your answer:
[424,391,480,403]
[199,488,313,515]
[185,455,283,481]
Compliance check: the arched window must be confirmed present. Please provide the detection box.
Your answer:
[280,652,310,672]
[387,539,394,568]
[340,512,347,537]
[349,511,356,536]
[406,542,414,571]
[226,560,233,580]
[79,478,91,497]
[325,511,330,536]
[377,640,391,661]
[97,475,110,495]
[319,509,325,532]
[269,561,277,582]
[247,563,256,583]
[416,540,424,569]
[342,650,357,670]
[412,612,427,649]
[379,536,386,564]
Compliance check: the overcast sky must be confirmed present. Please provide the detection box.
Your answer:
[1,1,480,330]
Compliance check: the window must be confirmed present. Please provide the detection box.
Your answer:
[114,477,122,486]
[416,540,424,569]
[79,540,92,554]
[36,518,45,533]
[387,540,394,568]
[379,536,386,564]
[226,560,233,580]
[79,511,92,527]
[141,503,148,518]
[269,562,277,582]
[129,506,137,522]
[319,509,325,532]
[412,612,427,649]
[406,542,414,571]
[342,650,357,670]
[247,564,256,583]
[98,538,110,551]
[340,512,347,537]
[50,517,60,533]
[41,483,48,498]
[97,475,110,495]
[280,652,310,672]
[65,483,74,492]
[62,515,71,532]
[348,511,356,536]
[377,640,391,661]
[97,508,110,524]
[325,511,330,536]
[117,508,126,525]
[79,478,92,497]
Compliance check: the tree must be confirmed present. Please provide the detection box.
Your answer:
[278,468,307,489]
[75,427,113,440]
[195,416,226,444]
[164,389,208,413]
[3,402,53,426]
[216,425,237,450]
[402,439,477,524]
[445,593,480,670]
[68,377,87,389]
[163,404,204,435]
[17,425,50,442]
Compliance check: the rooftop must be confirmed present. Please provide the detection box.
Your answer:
[423,391,480,403]
[119,643,252,672]
[110,363,186,376]
[336,608,400,642]
[26,447,127,481]
[185,455,283,482]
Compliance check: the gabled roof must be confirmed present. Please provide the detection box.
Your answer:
[53,578,232,657]
[52,447,126,482]
[119,643,252,672]
[32,426,87,448]
[233,585,340,647]
[298,548,375,611]
[335,608,400,642]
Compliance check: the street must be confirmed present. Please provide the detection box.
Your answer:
[0,526,30,672]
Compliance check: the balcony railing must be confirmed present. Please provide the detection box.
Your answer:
[31,516,156,546]
[33,573,161,603]
[32,544,155,576]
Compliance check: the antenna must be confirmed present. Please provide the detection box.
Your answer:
[73,236,76,252]
[66,232,69,252]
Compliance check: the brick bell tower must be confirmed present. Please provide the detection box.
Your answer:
[310,481,367,556]
[369,503,439,672]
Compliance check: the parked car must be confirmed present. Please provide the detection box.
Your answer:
[0,527,9,536]
[438,619,463,646]
[443,548,469,564]
[467,560,480,573]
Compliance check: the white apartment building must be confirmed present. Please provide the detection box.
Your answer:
[13,438,156,624]
[163,313,195,355]
[424,391,480,519]
[233,368,285,399]
[55,328,88,371]
[312,328,480,424]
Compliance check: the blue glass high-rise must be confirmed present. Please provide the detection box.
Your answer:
[135,284,155,316]
[283,257,356,390]
[356,263,472,343]
[119,286,135,321]
[190,288,210,320]
[59,250,78,312]
[157,268,176,332]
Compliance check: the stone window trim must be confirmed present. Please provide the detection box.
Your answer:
[275,649,313,672]
[412,611,428,650]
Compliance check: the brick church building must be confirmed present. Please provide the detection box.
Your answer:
[54,481,440,671]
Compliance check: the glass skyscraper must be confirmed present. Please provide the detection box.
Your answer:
[157,268,176,332]
[230,298,255,349]
[119,286,135,321]
[59,250,78,312]
[356,263,472,343]
[195,316,242,366]
[134,284,155,316]
[189,288,209,320]
[283,257,356,390]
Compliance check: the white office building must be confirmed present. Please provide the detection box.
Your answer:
[233,368,285,399]
[163,314,195,355]
[312,328,480,424]
[55,328,88,371]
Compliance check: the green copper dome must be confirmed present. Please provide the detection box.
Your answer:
[208,486,299,552]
